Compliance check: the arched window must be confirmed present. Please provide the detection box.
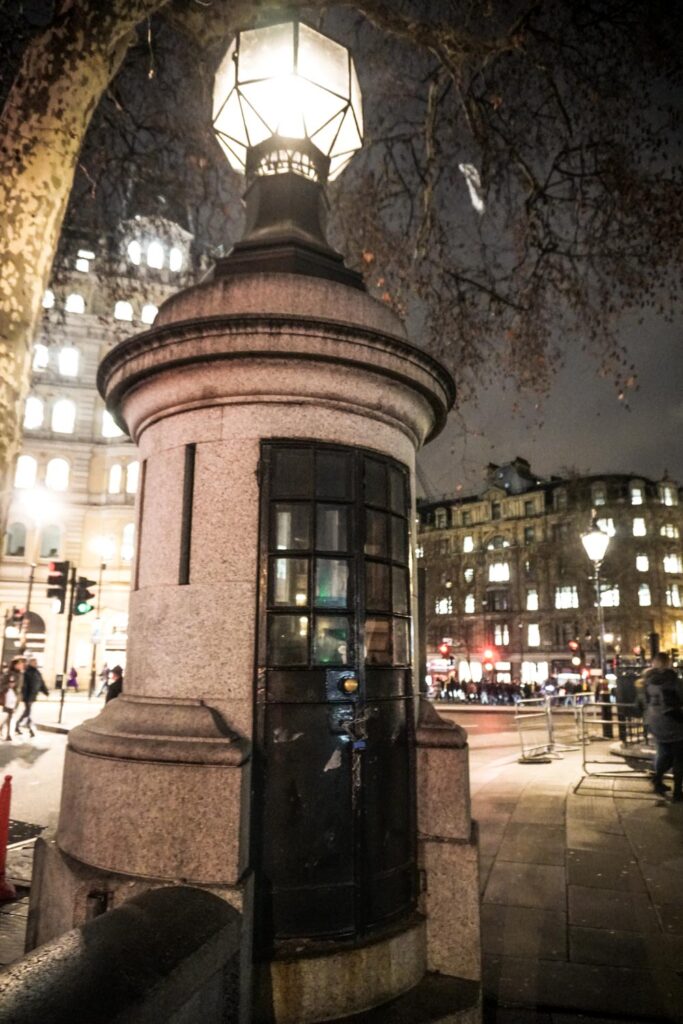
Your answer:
[126,461,139,494]
[121,522,135,562]
[169,246,183,272]
[45,458,69,491]
[102,410,124,438]
[65,293,85,314]
[14,455,37,489]
[42,289,55,309]
[23,396,44,430]
[39,524,61,558]
[486,535,508,550]
[108,464,123,494]
[140,303,158,325]
[127,239,142,265]
[146,240,164,269]
[58,347,79,376]
[114,300,133,322]
[5,522,26,556]
[32,344,49,371]
[51,398,76,433]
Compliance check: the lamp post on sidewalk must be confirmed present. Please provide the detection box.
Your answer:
[88,536,114,698]
[581,517,611,675]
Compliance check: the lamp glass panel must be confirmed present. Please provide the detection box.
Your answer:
[239,79,285,135]
[310,109,344,154]
[298,24,349,98]
[334,108,362,156]
[350,62,363,135]
[212,41,236,119]
[216,135,246,173]
[328,153,353,180]
[300,80,347,140]
[276,84,306,138]
[214,90,249,147]
[239,23,294,82]
[582,529,609,563]
[239,94,272,146]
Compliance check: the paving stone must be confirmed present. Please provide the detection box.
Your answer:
[482,904,567,961]
[641,862,683,906]
[569,924,649,967]
[566,793,619,822]
[479,823,509,858]
[0,914,26,967]
[565,822,631,852]
[510,796,566,826]
[497,824,566,866]
[484,862,566,911]
[655,902,683,936]
[480,855,495,895]
[568,886,660,933]
[566,848,646,892]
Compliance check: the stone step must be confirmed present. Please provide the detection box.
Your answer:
[320,973,481,1024]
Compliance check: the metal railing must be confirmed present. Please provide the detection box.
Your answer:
[578,700,654,777]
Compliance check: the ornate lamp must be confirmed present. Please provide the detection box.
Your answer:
[581,517,611,674]
[212,20,364,282]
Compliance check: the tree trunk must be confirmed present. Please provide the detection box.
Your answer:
[0,1,167,529]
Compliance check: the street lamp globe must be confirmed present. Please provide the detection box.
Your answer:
[581,522,610,565]
[213,20,363,185]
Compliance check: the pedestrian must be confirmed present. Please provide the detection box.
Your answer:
[15,656,48,738]
[0,676,18,740]
[67,666,79,690]
[643,652,683,802]
[96,663,110,698]
[105,665,123,703]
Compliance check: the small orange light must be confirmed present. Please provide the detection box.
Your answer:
[341,677,359,694]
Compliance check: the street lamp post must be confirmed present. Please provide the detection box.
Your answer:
[88,536,114,698]
[581,518,611,675]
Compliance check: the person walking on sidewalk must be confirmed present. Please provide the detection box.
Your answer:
[105,665,123,704]
[15,657,48,739]
[0,677,18,740]
[643,652,683,802]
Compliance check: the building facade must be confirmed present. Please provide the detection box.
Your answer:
[1,217,195,685]
[418,458,683,686]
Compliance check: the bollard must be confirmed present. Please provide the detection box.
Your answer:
[0,775,17,901]
[58,685,66,725]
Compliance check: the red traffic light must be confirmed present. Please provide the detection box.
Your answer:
[568,639,580,651]
[438,642,450,656]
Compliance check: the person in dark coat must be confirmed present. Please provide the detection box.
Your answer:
[105,665,123,704]
[15,656,48,738]
[643,652,683,801]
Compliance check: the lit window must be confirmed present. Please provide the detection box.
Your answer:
[666,585,681,608]
[102,411,124,438]
[592,484,606,506]
[51,398,76,433]
[435,508,448,529]
[6,522,26,557]
[127,240,142,265]
[488,562,510,583]
[555,586,578,609]
[141,303,158,325]
[661,484,677,507]
[108,465,122,494]
[528,623,541,647]
[114,300,133,322]
[526,588,539,611]
[415,545,424,559]
[494,623,510,646]
[23,396,44,430]
[65,293,85,314]
[464,567,474,583]
[464,594,475,614]
[121,523,135,562]
[32,344,49,371]
[147,240,164,269]
[600,585,620,608]
[39,524,61,558]
[42,289,55,309]
[45,457,69,491]
[463,535,474,553]
[435,597,452,615]
[633,518,646,537]
[636,554,649,572]
[664,554,683,574]
[58,346,79,376]
[169,246,183,272]
[596,517,615,537]
[630,484,643,506]
[638,584,651,607]
[126,461,139,494]
[661,524,680,539]
[14,455,37,489]
[76,257,89,273]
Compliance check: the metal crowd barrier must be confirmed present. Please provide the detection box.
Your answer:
[578,700,654,777]
[515,696,584,764]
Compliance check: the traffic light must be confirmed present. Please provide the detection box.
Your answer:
[568,638,583,668]
[438,642,451,657]
[46,560,71,614]
[482,647,497,672]
[73,576,96,616]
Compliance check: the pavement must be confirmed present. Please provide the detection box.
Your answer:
[0,698,681,1024]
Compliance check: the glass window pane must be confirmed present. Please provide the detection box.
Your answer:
[315,558,348,608]
[392,566,409,615]
[315,450,352,499]
[239,23,294,82]
[366,561,391,612]
[271,557,308,606]
[388,466,406,514]
[268,614,308,666]
[298,24,349,99]
[364,457,387,507]
[272,448,313,498]
[273,504,310,550]
[365,510,388,556]
[313,615,349,665]
[393,620,410,665]
[365,617,391,666]
[316,504,348,550]
[391,515,408,564]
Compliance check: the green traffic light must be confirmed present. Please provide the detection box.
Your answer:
[75,601,94,615]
